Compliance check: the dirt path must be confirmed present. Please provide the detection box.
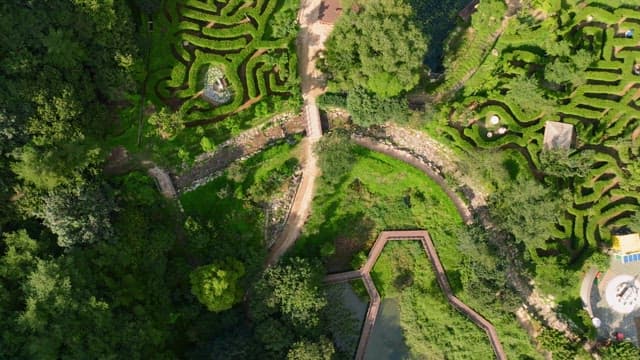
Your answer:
[265,137,319,266]
[147,166,177,199]
[325,231,506,360]
[265,0,330,266]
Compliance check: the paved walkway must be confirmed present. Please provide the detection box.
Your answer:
[147,166,177,198]
[325,231,506,360]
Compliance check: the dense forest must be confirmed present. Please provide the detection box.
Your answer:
[0,1,347,358]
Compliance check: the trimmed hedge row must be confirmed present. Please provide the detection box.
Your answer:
[150,0,300,126]
[445,2,640,254]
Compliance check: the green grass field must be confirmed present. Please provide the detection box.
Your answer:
[296,146,464,271]
[302,145,541,358]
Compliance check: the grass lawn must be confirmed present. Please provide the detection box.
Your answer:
[296,146,464,271]
[302,145,542,358]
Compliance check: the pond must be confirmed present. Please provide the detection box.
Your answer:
[327,282,368,357]
[364,298,410,360]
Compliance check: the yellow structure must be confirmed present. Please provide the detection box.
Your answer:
[612,233,640,264]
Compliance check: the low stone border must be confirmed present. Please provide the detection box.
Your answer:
[325,230,506,360]
[175,113,305,193]
[264,171,303,248]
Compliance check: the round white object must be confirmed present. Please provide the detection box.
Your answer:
[592,317,601,328]
[605,274,640,314]
[486,131,493,138]
[498,127,507,135]
[490,115,500,125]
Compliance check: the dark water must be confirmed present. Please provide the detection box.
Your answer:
[364,298,410,360]
[327,283,368,356]
[409,0,470,72]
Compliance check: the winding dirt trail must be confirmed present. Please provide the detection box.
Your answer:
[265,0,330,267]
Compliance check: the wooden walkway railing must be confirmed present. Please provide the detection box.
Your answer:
[325,230,507,360]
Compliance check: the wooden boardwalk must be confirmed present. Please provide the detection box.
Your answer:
[325,230,506,360]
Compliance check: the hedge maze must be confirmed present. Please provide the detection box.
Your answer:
[148,0,299,126]
[445,1,640,256]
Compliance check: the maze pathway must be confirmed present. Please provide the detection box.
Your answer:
[149,0,299,125]
[447,1,640,254]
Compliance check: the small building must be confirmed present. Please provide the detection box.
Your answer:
[612,233,640,264]
[543,121,576,150]
[318,0,342,25]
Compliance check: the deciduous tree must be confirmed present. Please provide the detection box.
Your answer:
[287,336,335,360]
[488,178,566,251]
[252,257,327,330]
[325,0,427,98]
[346,87,409,127]
[35,182,115,248]
[189,259,245,312]
[314,131,357,184]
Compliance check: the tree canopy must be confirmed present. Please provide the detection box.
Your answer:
[324,0,427,98]
[488,178,566,251]
[189,259,245,312]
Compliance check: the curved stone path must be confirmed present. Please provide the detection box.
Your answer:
[325,231,506,360]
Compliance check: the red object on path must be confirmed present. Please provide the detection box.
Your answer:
[616,332,625,341]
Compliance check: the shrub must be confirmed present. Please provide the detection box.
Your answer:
[346,88,408,127]
[314,130,357,184]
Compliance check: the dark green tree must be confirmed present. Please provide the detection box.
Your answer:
[189,259,245,312]
[325,0,427,97]
[287,336,335,360]
[252,257,327,330]
[0,230,39,283]
[600,340,640,360]
[35,182,115,248]
[538,328,578,360]
[314,130,357,184]
[504,75,554,118]
[147,108,184,139]
[539,149,594,181]
[346,87,409,127]
[488,178,566,251]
